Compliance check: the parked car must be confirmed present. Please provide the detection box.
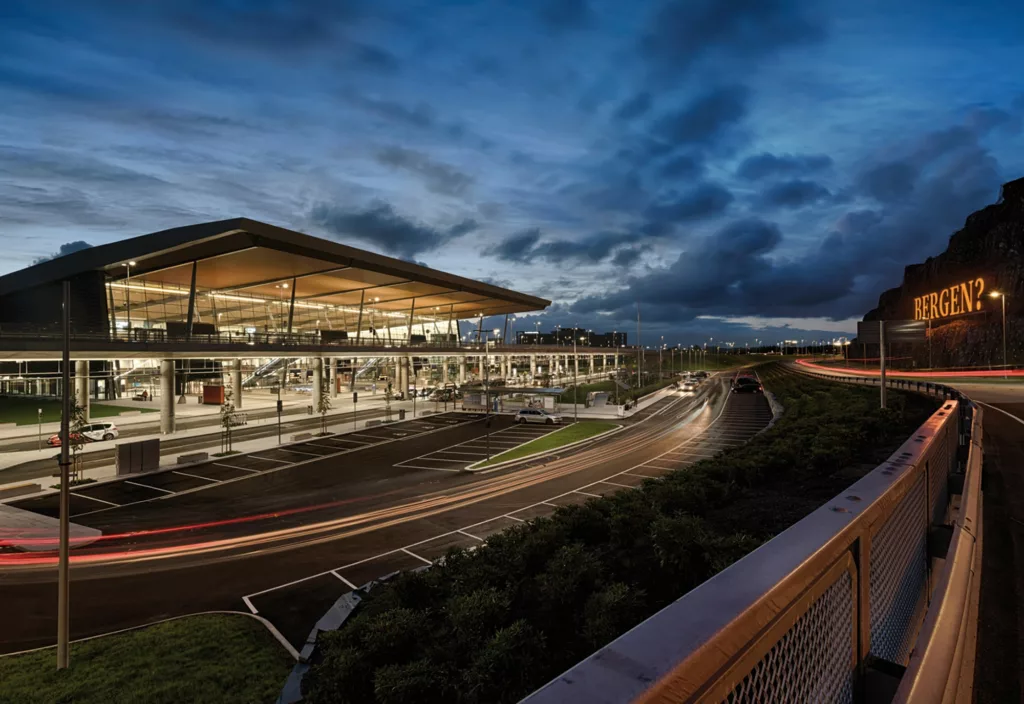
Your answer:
[47,422,119,446]
[514,408,563,425]
[731,377,763,394]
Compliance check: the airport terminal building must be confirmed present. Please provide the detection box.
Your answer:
[0,219,628,432]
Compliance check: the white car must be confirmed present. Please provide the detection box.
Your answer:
[514,408,563,425]
[48,422,119,447]
[681,379,700,392]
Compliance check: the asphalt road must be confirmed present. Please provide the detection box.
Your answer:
[0,376,774,654]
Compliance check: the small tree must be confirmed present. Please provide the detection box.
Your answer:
[68,401,87,481]
[316,378,332,435]
[220,387,235,453]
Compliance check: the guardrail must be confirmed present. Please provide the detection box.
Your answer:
[526,366,981,704]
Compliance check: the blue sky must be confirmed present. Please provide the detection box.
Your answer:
[1,0,1022,346]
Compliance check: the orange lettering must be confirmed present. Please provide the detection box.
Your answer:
[950,285,961,316]
[939,289,950,317]
[930,293,939,319]
[960,282,973,313]
[914,297,922,320]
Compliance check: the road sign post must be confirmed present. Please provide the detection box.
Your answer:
[276,398,282,444]
[879,320,887,409]
[57,281,71,670]
[352,391,358,430]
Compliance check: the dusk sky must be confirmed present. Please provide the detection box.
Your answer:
[2,0,1023,346]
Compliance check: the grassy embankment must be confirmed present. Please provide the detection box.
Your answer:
[303,365,939,704]
[0,614,294,704]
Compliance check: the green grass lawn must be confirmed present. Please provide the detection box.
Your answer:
[0,397,157,425]
[476,420,618,467]
[0,614,294,704]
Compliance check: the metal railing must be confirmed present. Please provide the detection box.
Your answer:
[526,369,981,704]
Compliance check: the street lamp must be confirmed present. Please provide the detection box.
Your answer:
[990,291,1008,378]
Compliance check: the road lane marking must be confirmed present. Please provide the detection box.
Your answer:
[71,492,120,506]
[213,463,262,473]
[172,470,221,483]
[330,570,359,590]
[402,547,433,566]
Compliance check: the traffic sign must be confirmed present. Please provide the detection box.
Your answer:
[857,320,927,344]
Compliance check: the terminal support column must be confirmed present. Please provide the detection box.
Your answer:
[330,358,338,398]
[160,359,175,434]
[312,357,324,405]
[574,354,579,382]
[588,354,594,379]
[459,356,467,384]
[530,354,537,379]
[232,360,243,409]
[349,358,357,392]
[74,360,90,421]
[442,356,449,384]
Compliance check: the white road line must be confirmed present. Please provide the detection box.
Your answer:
[642,462,679,471]
[458,529,484,542]
[976,401,1024,426]
[503,514,525,522]
[596,480,635,489]
[541,501,559,508]
[213,463,262,473]
[330,570,359,590]
[574,490,602,498]
[242,596,257,614]
[402,547,433,565]
[123,480,174,495]
[241,455,290,464]
[395,464,463,472]
[307,442,349,450]
[71,492,120,506]
[172,470,221,483]
[399,457,474,464]
[429,450,490,456]
[272,448,323,457]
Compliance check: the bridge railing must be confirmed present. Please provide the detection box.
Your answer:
[525,370,981,704]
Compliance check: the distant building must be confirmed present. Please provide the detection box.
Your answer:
[516,328,626,347]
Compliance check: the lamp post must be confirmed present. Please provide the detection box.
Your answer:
[572,332,579,423]
[990,291,1007,378]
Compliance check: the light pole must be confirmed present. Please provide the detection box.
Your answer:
[572,333,579,423]
[990,291,1007,378]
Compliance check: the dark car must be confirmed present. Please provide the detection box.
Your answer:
[732,377,763,394]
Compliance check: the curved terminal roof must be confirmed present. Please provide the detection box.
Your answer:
[0,218,550,322]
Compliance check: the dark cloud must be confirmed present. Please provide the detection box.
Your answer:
[309,201,477,258]
[643,182,733,224]
[376,146,474,197]
[657,153,705,180]
[858,161,918,203]
[614,92,653,122]
[760,179,831,209]
[32,240,94,265]
[652,85,749,148]
[491,229,657,266]
[639,0,824,74]
[536,0,591,30]
[736,152,833,180]
[493,228,542,263]
[346,93,436,129]
[349,43,402,73]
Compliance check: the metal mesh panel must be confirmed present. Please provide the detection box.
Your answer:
[929,429,950,525]
[869,473,927,664]
[724,569,854,704]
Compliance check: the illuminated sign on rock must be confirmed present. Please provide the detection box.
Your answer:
[913,278,986,321]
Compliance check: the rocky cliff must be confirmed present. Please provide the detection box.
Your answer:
[861,177,1024,368]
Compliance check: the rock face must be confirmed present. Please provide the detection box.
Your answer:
[861,177,1024,369]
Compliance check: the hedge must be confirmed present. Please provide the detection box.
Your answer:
[304,365,938,703]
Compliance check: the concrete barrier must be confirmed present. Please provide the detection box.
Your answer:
[0,482,42,500]
[176,452,209,465]
[290,432,313,442]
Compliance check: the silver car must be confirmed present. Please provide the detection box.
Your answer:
[514,408,563,425]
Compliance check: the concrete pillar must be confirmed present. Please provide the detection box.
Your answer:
[615,352,620,369]
[530,354,537,379]
[442,357,449,384]
[407,355,415,392]
[312,357,324,405]
[232,359,243,409]
[160,359,175,434]
[589,354,594,379]
[349,358,357,392]
[459,356,467,384]
[74,360,90,420]
[574,354,579,381]
[330,358,338,398]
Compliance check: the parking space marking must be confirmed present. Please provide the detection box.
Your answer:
[330,570,359,590]
[642,461,679,471]
[396,464,464,472]
[503,514,525,522]
[402,547,433,566]
[123,480,175,495]
[575,490,602,498]
[213,462,262,473]
[172,470,220,483]
[71,492,120,506]
[595,480,634,489]
[240,455,290,465]
[432,450,490,456]
[457,529,483,542]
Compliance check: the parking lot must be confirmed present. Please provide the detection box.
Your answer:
[393,419,572,471]
[9,412,488,520]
